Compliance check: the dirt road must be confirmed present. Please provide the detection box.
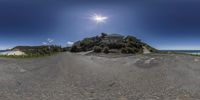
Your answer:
[0,52,200,100]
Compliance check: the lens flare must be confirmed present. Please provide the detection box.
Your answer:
[91,14,108,23]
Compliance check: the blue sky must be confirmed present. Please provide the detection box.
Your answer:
[0,0,200,50]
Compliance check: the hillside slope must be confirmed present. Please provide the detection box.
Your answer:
[12,45,63,56]
[70,33,157,54]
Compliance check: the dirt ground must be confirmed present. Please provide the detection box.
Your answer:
[0,52,200,100]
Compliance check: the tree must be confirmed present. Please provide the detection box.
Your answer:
[125,36,140,43]
[126,47,136,54]
[103,47,109,54]
[101,33,107,38]
[93,46,102,53]
[121,48,127,54]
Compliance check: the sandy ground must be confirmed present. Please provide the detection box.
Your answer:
[0,51,26,56]
[0,52,200,100]
[143,46,151,54]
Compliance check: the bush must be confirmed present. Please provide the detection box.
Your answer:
[71,46,81,52]
[126,47,135,54]
[80,39,93,46]
[108,43,125,49]
[93,46,102,53]
[103,47,109,54]
[121,47,138,54]
[99,43,106,48]
[125,36,140,43]
[121,48,127,54]
[101,33,107,38]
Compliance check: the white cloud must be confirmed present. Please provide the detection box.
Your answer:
[42,42,47,45]
[47,38,54,43]
[67,41,74,46]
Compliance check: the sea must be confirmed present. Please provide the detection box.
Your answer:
[1,50,200,55]
[161,50,200,55]
[0,50,12,55]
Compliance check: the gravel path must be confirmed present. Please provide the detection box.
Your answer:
[0,53,200,100]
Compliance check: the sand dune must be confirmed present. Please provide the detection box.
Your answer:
[0,52,200,99]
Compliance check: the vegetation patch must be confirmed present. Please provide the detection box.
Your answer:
[103,47,109,54]
[0,45,65,58]
[93,46,102,53]
[70,33,157,54]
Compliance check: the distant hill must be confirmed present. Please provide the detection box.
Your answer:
[70,33,157,54]
[0,50,8,52]
[12,45,63,56]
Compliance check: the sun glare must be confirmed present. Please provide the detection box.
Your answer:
[91,14,108,23]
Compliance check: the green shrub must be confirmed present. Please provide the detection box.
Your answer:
[125,36,141,43]
[121,47,139,54]
[103,47,109,54]
[121,48,127,54]
[70,46,81,52]
[99,43,106,48]
[108,43,125,49]
[101,33,108,38]
[126,47,135,54]
[80,39,93,46]
[93,46,102,53]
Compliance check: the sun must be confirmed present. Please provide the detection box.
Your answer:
[91,13,108,24]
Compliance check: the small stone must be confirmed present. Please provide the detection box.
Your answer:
[119,96,128,100]
[194,58,199,62]
[19,68,26,72]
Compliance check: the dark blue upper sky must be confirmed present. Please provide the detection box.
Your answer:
[0,0,200,50]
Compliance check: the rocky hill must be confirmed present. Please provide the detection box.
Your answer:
[70,33,157,54]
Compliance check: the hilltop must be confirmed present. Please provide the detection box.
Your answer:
[70,33,157,54]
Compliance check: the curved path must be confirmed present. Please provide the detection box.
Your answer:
[0,53,200,100]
